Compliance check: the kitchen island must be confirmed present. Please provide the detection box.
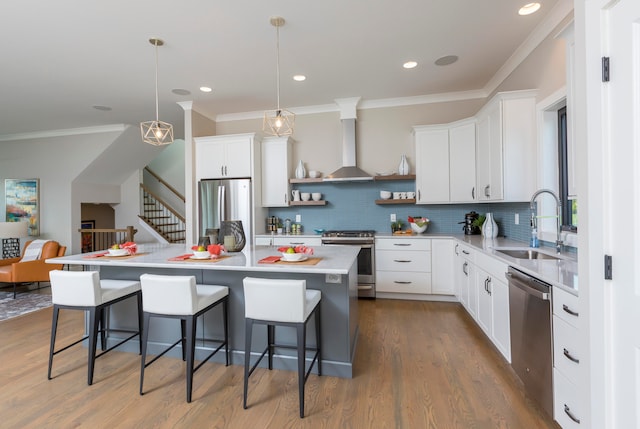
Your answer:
[47,244,360,378]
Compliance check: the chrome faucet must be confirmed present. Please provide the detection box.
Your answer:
[530,189,563,253]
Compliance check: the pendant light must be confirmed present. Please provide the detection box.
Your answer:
[140,38,174,146]
[263,16,294,137]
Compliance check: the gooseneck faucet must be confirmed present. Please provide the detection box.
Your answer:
[530,189,563,253]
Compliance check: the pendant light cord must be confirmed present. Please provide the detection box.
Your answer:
[275,23,281,113]
[154,40,160,122]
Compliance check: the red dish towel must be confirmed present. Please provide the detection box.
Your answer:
[258,256,281,264]
[83,251,109,259]
[168,254,194,261]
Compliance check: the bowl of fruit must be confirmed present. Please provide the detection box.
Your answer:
[108,244,129,257]
[278,246,313,262]
[408,216,430,234]
[191,245,211,259]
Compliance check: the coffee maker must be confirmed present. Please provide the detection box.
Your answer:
[460,211,481,235]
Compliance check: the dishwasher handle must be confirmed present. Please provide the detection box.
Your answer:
[505,272,550,300]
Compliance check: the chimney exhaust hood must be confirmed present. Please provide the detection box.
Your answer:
[324,97,373,182]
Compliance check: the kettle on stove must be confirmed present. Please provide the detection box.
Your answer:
[459,211,481,235]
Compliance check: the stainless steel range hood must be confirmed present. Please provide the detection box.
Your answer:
[324,99,373,182]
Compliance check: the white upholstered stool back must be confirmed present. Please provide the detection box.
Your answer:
[50,270,141,307]
[243,277,320,323]
[140,274,228,316]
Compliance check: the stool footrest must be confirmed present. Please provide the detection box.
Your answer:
[96,331,140,359]
[143,337,183,368]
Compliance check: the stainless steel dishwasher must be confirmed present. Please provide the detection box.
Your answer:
[506,266,553,417]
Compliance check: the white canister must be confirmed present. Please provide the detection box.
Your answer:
[295,160,306,179]
[481,213,499,238]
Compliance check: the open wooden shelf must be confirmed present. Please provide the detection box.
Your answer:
[289,178,324,184]
[373,174,416,181]
[375,198,416,205]
[289,200,327,206]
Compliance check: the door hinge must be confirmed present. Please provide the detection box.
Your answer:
[602,57,610,82]
[604,254,613,280]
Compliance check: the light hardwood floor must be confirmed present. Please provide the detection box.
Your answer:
[0,297,558,428]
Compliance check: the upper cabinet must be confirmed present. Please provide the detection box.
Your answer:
[194,133,257,180]
[261,136,293,207]
[414,119,476,204]
[475,90,537,202]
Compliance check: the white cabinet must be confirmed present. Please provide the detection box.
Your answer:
[454,242,476,316]
[552,287,583,428]
[414,119,476,204]
[194,133,256,180]
[431,239,454,295]
[273,236,322,247]
[475,91,537,201]
[375,238,432,295]
[261,137,292,207]
[473,252,511,362]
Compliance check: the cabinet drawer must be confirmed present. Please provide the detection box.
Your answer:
[475,251,508,281]
[255,237,272,246]
[553,287,580,328]
[375,238,431,251]
[553,316,582,384]
[376,271,431,294]
[273,236,322,247]
[455,242,475,263]
[554,368,584,429]
[376,250,431,272]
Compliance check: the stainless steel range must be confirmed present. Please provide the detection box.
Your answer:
[321,230,375,298]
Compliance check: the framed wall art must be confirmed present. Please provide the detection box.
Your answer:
[5,179,39,236]
[81,220,95,253]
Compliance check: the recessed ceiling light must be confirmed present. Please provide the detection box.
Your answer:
[172,88,191,95]
[435,55,459,66]
[519,2,541,15]
[199,86,212,93]
[293,75,306,82]
[92,105,112,111]
[403,61,418,69]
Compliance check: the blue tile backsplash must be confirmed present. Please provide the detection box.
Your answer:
[267,181,535,244]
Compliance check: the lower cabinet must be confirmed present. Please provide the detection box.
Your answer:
[431,239,454,294]
[375,238,432,295]
[454,242,476,316]
[254,235,322,247]
[552,287,584,428]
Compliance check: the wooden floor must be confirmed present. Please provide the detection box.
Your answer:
[0,298,558,428]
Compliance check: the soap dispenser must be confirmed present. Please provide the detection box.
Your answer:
[530,213,539,248]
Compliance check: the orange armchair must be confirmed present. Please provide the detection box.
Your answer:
[0,240,66,298]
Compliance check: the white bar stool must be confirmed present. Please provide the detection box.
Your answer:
[47,270,142,385]
[242,277,321,418]
[139,274,229,403]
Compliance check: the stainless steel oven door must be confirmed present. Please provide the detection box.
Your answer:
[322,242,375,298]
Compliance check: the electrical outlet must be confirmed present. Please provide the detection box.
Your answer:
[390,213,396,222]
[514,213,519,225]
[295,214,301,223]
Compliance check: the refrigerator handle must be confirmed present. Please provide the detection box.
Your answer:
[218,185,226,222]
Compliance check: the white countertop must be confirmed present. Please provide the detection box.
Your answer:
[377,232,579,295]
[47,243,359,276]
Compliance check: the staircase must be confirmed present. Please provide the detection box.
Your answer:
[139,168,186,243]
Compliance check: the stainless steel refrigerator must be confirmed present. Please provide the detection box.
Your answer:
[198,179,252,244]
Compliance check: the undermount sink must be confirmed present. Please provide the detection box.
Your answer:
[495,248,562,261]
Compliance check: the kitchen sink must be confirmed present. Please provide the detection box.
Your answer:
[495,248,562,261]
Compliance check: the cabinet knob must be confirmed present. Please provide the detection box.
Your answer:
[484,185,490,197]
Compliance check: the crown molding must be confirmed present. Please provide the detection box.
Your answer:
[0,124,129,142]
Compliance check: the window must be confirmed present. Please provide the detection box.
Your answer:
[558,106,578,231]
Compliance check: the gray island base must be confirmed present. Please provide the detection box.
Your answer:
[47,244,360,378]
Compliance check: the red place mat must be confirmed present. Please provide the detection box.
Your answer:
[259,256,322,266]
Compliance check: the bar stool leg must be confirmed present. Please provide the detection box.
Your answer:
[297,323,306,418]
[47,306,60,380]
[185,315,197,403]
[316,304,322,376]
[87,307,100,386]
[139,312,152,395]
[180,319,187,361]
[267,324,275,370]
[137,292,143,355]
[223,299,229,366]
[243,318,253,409]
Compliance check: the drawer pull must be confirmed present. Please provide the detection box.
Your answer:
[462,250,470,255]
[393,259,412,263]
[562,304,579,317]
[289,242,305,245]
[394,281,412,284]
[462,262,468,276]
[564,404,581,424]
[393,243,412,246]
[563,348,580,364]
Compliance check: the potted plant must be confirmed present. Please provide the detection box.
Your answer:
[390,220,404,233]
[471,214,486,233]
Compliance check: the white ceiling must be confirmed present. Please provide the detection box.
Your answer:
[0,0,569,139]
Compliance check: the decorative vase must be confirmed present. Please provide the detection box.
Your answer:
[295,160,306,179]
[398,154,409,175]
[218,220,246,252]
[481,213,499,238]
